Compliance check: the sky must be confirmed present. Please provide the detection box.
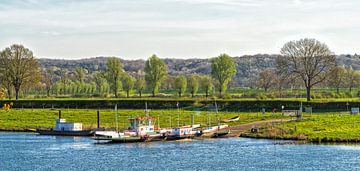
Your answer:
[0,0,359,60]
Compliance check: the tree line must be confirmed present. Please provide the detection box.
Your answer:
[0,38,352,101]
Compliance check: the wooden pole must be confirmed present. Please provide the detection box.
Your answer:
[97,110,100,128]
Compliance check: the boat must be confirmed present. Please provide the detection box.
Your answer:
[36,129,94,136]
[36,118,95,136]
[93,116,166,143]
[199,95,230,137]
[222,116,240,122]
[163,124,201,140]
[36,110,102,136]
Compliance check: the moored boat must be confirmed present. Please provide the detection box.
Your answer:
[36,110,102,136]
[36,118,95,136]
[222,116,240,122]
[163,124,201,140]
[93,116,165,142]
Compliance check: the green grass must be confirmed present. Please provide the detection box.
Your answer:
[246,112,360,142]
[0,109,285,131]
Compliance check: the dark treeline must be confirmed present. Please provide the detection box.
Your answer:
[1,38,360,101]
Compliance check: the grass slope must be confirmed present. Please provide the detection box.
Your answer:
[243,113,360,142]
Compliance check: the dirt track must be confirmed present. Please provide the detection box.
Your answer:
[227,119,289,137]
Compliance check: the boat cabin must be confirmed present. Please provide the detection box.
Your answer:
[129,117,155,135]
[55,119,83,131]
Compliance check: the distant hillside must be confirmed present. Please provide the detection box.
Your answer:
[38,54,360,87]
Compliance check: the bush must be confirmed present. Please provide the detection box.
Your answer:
[256,93,267,100]
[223,94,232,99]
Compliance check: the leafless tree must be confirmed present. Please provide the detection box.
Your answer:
[277,38,336,101]
[344,66,360,92]
[327,66,346,93]
[256,69,276,92]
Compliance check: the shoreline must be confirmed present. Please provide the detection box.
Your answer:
[240,133,360,144]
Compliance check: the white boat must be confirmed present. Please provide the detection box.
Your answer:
[93,117,165,142]
[202,124,229,134]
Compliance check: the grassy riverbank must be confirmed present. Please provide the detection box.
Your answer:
[241,113,360,143]
[0,109,285,131]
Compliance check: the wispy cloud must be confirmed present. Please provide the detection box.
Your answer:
[0,0,359,59]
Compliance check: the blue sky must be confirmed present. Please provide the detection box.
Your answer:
[0,0,359,59]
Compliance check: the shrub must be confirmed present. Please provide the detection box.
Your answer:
[256,93,267,100]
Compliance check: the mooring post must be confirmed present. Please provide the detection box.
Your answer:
[97,110,100,128]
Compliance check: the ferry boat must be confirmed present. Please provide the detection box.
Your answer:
[93,116,165,143]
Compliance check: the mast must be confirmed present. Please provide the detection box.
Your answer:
[145,102,150,126]
[192,113,194,127]
[213,89,220,129]
[158,114,160,129]
[145,101,149,117]
[177,102,180,127]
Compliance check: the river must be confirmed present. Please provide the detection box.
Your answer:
[1,132,360,170]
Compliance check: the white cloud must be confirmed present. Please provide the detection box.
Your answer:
[0,0,359,59]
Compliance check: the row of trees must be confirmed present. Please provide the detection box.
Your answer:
[0,44,237,100]
[0,38,351,101]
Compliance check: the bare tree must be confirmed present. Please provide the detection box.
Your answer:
[277,38,336,101]
[327,66,346,93]
[256,69,276,92]
[344,66,360,92]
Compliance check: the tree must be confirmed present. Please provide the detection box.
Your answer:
[200,75,213,98]
[74,67,86,83]
[175,76,187,97]
[122,74,134,98]
[0,44,41,100]
[43,67,57,97]
[59,70,69,95]
[0,74,13,100]
[161,76,175,90]
[144,54,168,97]
[0,88,4,99]
[256,69,276,92]
[135,78,146,98]
[277,38,336,101]
[92,72,106,94]
[211,54,237,96]
[344,66,360,92]
[105,57,124,98]
[327,66,346,93]
[188,75,199,97]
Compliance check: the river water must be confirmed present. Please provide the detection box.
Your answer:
[1,132,360,171]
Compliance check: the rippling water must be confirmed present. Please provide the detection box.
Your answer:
[1,132,360,171]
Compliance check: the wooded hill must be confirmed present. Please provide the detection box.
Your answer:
[38,54,360,87]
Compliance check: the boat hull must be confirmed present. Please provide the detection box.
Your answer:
[36,129,94,136]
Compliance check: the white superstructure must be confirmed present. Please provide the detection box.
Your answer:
[55,119,83,131]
